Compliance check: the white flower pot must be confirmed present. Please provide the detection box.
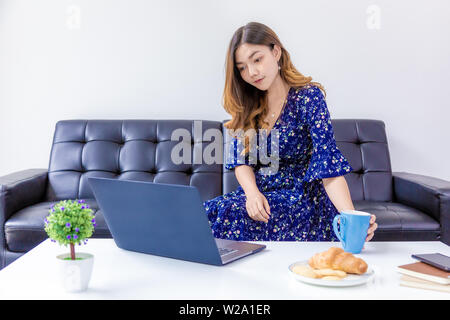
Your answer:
[56,252,94,293]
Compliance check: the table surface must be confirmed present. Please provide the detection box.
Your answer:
[0,239,449,300]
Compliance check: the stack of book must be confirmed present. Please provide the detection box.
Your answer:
[397,262,450,293]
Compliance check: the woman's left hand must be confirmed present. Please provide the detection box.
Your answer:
[365,214,378,242]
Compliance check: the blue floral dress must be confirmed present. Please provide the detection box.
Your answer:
[203,84,353,241]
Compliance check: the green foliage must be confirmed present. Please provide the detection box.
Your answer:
[44,199,95,247]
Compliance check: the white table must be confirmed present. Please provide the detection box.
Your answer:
[0,239,448,300]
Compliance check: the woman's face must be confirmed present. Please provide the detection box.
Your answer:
[235,43,281,91]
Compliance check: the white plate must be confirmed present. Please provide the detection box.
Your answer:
[288,260,375,287]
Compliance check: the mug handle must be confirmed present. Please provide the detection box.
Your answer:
[333,215,346,242]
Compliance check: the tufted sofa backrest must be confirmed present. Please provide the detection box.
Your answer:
[331,119,392,202]
[44,120,223,203]
[45,119,392,204]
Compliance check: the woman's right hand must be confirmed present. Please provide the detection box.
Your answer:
[245,191,271,223]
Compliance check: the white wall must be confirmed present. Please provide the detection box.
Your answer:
[1,0,449,181]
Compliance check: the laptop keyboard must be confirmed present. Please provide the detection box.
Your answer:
[218,247,238,256]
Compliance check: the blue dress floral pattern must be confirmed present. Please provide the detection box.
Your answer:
[203,84,353,241]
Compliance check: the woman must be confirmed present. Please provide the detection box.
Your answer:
[203,22,377,243]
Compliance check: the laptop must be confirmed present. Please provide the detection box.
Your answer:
[88,177,266,266]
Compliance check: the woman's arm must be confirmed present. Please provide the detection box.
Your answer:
[322,176,355,212]
[323,176,377,242]
[235,165,259,196]
[235,165,271,223]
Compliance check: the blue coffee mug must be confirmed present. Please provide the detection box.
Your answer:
[333,210,371,254]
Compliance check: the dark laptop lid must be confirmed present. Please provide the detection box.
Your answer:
[88,177,223,266]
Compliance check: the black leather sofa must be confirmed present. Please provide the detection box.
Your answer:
[1,119,449,270]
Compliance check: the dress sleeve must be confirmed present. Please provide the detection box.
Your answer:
[224,133,258,171]
[302,86,353,183]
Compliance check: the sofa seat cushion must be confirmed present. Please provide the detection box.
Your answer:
[4,199,111,253]
[353,200,440,241]
[5,198,442,252]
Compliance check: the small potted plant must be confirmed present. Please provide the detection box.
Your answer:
[44,199,96,292]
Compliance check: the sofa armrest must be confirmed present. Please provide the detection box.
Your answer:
[0,169,48,222]
[392,171,450,245]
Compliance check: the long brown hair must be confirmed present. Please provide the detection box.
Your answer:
[223,22,326,156]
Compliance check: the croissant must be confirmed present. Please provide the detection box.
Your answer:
[308,247,368,274]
